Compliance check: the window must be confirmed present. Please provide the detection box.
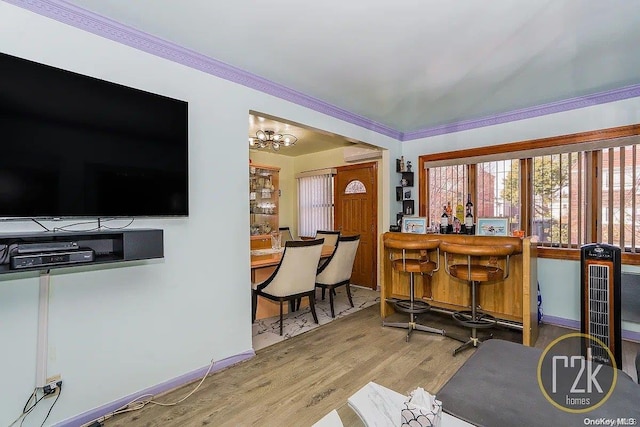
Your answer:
[419,124,640,262]
[344,180,366,194]
[601,146,640,251]
[297,170,335,238]
[477,159,520,233]
[428,165,467,225]
[426,161,520,231]
[531,152,587,247]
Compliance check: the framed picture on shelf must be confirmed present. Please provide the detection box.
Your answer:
[402,216,427,234]
[476,217,509,236]
[403,190,411,200]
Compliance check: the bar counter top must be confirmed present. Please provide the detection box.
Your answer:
[380,232,538,346]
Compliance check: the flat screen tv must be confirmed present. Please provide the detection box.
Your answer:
[0,52,188,219]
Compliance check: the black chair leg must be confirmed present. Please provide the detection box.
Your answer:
[345,283,354,308]
[309,293,319,323]
[251,290,257,323]
[329,287,335,318]
[322,288,326,300]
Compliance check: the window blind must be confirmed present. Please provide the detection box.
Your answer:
[297,171,335,237]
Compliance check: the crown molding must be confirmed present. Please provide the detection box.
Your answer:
[401,84,640,141]
[4,0,401,140]
[5,0,640,143]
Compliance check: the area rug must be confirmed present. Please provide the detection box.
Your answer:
[252,285,380,350]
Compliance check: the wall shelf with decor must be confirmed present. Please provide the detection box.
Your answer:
[396,157,414,215]
[249,162,280,249]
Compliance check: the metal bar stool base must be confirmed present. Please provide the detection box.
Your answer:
[393,299,432,314]
[382,319,445,342]
[452,310,497,329]
[453,333,493,356]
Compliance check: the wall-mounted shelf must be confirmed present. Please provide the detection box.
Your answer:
[402,200,415,216]
[395,159,415,220]
[0,228,163,274]
[400,172,414,187]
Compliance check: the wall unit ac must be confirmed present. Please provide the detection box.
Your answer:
[343,144,382,163]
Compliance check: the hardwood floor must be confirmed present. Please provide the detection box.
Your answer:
[103,304,640,426]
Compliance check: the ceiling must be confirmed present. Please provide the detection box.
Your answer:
[61,1,640,135]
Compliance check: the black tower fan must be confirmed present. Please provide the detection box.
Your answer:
[580,243,622,368]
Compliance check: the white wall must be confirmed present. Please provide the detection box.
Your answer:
[0,3,398,425]
[401,96,640,334]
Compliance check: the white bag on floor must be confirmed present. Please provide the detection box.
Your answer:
[400,387,442,427]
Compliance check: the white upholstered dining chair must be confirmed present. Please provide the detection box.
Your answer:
[315,235,360,318]
[279,226,295,244]
[314,230,341,247]
[252,238,324,335]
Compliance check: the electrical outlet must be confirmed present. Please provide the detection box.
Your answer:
[42,374,62,398]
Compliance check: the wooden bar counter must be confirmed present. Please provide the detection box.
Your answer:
[380,232,538,346]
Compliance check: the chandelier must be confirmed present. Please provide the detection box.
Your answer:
[249,130,297,151]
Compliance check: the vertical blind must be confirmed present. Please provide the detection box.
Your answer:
[297,171,335,237]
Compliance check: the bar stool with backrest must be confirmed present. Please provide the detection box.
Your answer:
[383,237,444,342]
[439,241,515,355]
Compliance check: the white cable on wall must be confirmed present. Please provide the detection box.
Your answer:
[35,271,51,388]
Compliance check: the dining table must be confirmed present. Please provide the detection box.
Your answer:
[250,244,335,274]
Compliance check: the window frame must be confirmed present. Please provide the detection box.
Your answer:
[418,123,640,265]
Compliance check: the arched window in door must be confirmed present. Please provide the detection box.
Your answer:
[344,179,366,194]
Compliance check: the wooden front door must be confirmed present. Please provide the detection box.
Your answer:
[335,162,378,289]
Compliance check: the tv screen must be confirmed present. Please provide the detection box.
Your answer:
[0,52,188,218]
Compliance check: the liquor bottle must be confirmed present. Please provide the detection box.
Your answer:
[465,193,474,235]
[456,203,464,224]
[440,204,449,234]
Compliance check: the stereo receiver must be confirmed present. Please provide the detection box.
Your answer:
[10,249,95,270]
[16,241,79,254]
